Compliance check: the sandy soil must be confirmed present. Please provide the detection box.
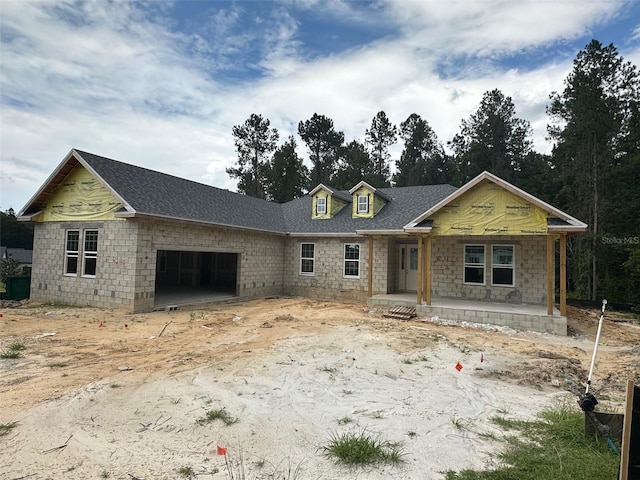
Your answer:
[1,298,639,479]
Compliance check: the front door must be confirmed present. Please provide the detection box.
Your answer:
[398,245,418,291]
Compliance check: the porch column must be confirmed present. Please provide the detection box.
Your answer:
[416,236,423,305]
[424,235,432,305]
[560,233,567,316]
[546,234,554,315]
[368,236,374,297]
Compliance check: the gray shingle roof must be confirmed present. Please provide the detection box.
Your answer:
[1,247,33,264]
[282,185,457,233]
[75,150,287,233]
[23,149,458,235]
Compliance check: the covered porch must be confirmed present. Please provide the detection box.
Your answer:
[367,293,566,335]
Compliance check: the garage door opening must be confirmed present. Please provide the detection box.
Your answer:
[154,250,238,309]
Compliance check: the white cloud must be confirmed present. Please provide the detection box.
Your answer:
[1,0,637,212]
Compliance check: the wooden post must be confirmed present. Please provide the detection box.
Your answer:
[368,236,374,297]
[560,234,567,316]
[619,380,634,480]
[547,235,554,316]
[424,236,432,305]
[416,236,423,305]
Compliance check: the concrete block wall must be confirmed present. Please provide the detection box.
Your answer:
[415,304,566,335]
[30,220,139,310]
[134,219,285,312]
[30,218,286,312]
[283,236,388,301]
[431,235,551,305]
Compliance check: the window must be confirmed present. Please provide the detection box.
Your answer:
[464,245,485,284]
[357,195,369,214]
[344,243,360,278]
[300,243,315,275]
[65,230,80,275]
[492,245,514,286]
[316,197,327,215]
[82,230,98,277]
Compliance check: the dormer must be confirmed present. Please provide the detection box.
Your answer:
[309,184,351,219]
[348,181,390,218]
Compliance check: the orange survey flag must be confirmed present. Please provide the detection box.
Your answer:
[455,362,463,372]
[217,445,227,455]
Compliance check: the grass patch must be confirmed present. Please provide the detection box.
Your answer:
[323,429,405,466]
[196,408,238,426]
[177,465,195,478]
[444,407,620,480]
[48,361,69,368]
[337,416,354,425]
[7,342,25,351]
[0,350,21,359]
[0,341,25,359]
[0,421,18,437]
[320,365,338,374]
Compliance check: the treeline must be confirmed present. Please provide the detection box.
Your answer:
[227,40,640,306]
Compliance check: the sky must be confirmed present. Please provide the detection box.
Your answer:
[1,0,639,213]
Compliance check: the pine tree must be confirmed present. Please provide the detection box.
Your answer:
[298,113,344,187]
[226,114,279,199]
[548,40,640,301]
[451,89,532,183]
[394,114,453,186]
[365,111,397,187]
[265,136,309,203]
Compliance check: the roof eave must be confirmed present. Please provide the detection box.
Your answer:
[354,229,406,236]
[114,211,287,235]
[548,224,588,233]
[287,232,365,238]
[17,211,43,222]
[403,227,434,234]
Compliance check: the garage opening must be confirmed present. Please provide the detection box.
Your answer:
[154,250,238,309]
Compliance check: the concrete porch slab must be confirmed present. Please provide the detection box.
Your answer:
[368,293,566,335]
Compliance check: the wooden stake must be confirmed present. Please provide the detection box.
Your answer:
[158,320,173,337]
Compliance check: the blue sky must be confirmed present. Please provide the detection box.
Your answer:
[1,0,639,212]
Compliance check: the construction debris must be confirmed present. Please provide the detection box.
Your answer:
[383,305,416,320]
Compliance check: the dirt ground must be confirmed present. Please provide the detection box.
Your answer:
[1,298,639,479]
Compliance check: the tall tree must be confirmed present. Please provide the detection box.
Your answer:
[0,211,34,249]
[298,113,344,187]
[226,114,279,199]
[365,111,397,187]
[332,140,372,189]
[394,113,455,186]
[265,136,309,203]
[451,89,532,183]
[547,39,640,301]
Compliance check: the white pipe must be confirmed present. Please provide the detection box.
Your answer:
[585,299,607,394]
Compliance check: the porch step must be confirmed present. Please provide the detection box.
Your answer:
[383,305,417,321]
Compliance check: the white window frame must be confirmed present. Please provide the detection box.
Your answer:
[343,243,361,278]
[81,230,98,277]
[357,195,369,214]
[491,245,515,287]
[463,244,485,285]
[64,230,80,276]
[316,196,327,215]
[300,243,315,276]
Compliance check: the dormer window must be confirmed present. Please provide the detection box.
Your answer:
[316,196,327,215]
[357,195,369,214]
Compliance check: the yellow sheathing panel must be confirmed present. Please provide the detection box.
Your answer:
[312,191,347,219]
[330,196,347,216]
[430,180,549,236]
[373,193,386,215]
[352,186,375,218]
[40,166,122,221]
[312,192,330,219]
